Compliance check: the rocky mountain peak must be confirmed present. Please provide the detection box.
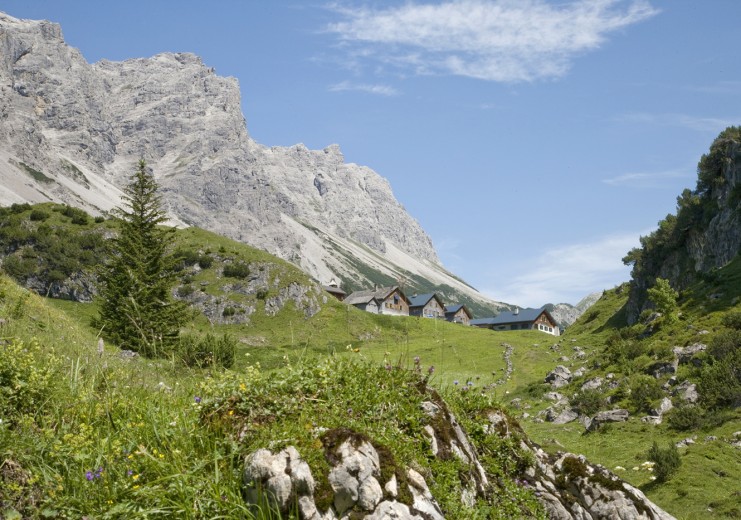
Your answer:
[0,11,495,306]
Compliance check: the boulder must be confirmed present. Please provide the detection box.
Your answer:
[673,343,707,363]
[545,365,572,388]
[673,381,699,403]
[650,397,673,417]
[580,377,603,391]
[587,409,630,431]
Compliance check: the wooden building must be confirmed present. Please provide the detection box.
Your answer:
[344,286,410,316]
[408,293,446,319]
[444,304,473,325]
[470,307,560,336]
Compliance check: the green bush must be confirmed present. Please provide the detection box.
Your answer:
[628,375,664,414]
[667,405,705,431]
[176,333,236,369]
[29,209,50,221]
[721,310,741,330]
[648,441,681,482]
[223,261,250,279]
[708,329,741,361]
[0,339,55,421]
[197,255,213,269]
[222,306,237,317]
[698,350,741,410]
[177,284,195,298]
[571,388,605,416]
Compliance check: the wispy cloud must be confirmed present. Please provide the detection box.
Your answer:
[328,80,400,96]
[325,0,658,82]
[616,112,739,132]
[482,232,642,307]
[602,169,691,187]
[686,81,741,95]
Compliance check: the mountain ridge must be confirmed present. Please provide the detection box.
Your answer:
[0,11,508,315]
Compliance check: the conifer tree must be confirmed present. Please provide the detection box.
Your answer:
[96,159,186,357]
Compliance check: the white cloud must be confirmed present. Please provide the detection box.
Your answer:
[616,112,739,132]
[482,232,642,307]
[325,0,658,82]
[328,80,400,96]
[602,169,691,187]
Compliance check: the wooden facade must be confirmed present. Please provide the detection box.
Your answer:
[409,293,446,319]
[444,304,472,325]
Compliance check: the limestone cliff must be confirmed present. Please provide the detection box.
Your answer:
[624,127,741,323]
[0,12,502,311]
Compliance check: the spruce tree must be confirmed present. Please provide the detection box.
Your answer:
[96,159,186,357]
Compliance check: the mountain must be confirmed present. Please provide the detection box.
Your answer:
[623,127,741,323]
[545,291,602,328]
[0,12,506,316]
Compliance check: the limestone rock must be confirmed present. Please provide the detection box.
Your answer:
[587,409,630,431]
[545,365,572,388]
[0,12,504,312]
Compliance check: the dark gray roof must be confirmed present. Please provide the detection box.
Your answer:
[470,307,550,326]
[323,285,346,296]
[408,293,442,308]
[445,304,472,318]
[344,286,401,306]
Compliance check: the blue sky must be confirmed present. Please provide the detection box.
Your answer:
[4,1,740,306]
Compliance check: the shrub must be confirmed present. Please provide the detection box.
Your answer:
[177,333,236,368]
[177,284,195,298]
[29,209,49,221]
[223,261,250,279]
[197,255,213,269]
[648,441,681,482]
[0,339,55,421]
[222,306,237,317]
[94,215,105,223]
[628,375,664,414]
[667,405,705,431]
[708,329,741,361]
[698,350,741,410]
[571,389,605,416]
[721,311,741,330]
[647,278,679,325]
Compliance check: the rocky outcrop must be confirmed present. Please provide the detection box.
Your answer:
[625,128,741,323]
[545,365,573,388]
[0,12,503,312]
[241,396,675,519]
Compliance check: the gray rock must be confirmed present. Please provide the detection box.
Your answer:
[0,12,504,312]
[327,438,383,515]
[243,446,315,515]
[581,377,603,391]
[545,365,572,388]
[548,408,579,425]
[673,343,707,363]
[673,381,699,403]
[650,397,673,417]
[587,409,630,431]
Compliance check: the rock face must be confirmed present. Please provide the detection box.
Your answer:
[0,12,501,310]
[625,129,741,323]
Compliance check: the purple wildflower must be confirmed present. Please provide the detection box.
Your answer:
[453,380,459,385]
[413,356,420,365]
[427,365,435,375]
[467,381,473,386]
[194,396,202,404]
[85,471,94,481]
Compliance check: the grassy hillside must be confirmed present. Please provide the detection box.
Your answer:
[0,273,547,519]
[3,201,739,518]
